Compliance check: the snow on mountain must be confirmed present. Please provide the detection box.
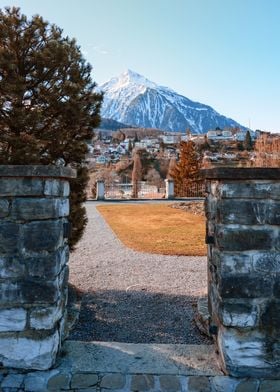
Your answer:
[100,70,244,134]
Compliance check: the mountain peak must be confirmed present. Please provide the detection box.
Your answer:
[105,70,158,90]
[101,71,244,133]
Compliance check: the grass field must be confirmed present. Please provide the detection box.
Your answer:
[97,203,207,256]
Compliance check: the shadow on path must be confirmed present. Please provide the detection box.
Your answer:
[68,287,211,345]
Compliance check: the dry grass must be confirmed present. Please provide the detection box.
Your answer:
[97,203,206,256]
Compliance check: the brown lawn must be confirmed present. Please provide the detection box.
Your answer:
[97,203,206,256]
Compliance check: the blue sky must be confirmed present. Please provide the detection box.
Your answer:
[1,0,279,132]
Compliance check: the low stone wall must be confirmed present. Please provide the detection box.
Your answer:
[0,165,75,371]
[203,167,280,378]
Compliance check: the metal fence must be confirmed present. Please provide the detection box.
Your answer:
[174,180,206,198]
[105,182,165,200]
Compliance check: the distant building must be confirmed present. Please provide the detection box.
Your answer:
[234,131,247,141]
[162,135,181,144]
[96,155,108,164]
[207,129,234,141]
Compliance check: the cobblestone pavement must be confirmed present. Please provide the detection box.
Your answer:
[68,202,211,344]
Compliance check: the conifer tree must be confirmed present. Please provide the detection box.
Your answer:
[0,7,102,248]
[128,139,133,153]
[243,130,253,151]
[169,141,202,196]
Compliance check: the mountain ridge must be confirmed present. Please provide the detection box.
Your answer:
[100,70,245,134]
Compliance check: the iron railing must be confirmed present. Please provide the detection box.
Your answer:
[105,182,165,200]
[174,180,206,198]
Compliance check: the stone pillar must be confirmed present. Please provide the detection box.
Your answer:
[96,180,105,200]
[0,165,76,371]
[203,167,280,378]
[165,179,174,199]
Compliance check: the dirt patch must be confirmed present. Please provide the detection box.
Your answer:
[170,201,205,216]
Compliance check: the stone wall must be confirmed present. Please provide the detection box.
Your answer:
[0,165,75,371]
[203,167,280,378]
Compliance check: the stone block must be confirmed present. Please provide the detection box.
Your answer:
[260,300,280,331]
[0,281,23,304]
[209,181,219,197]
[236,380,259,392]
[0,164,75,179]
[273,276,280,297]
[24,369,61,392]
[71,373,99,388]
[0,275,64,305]
[11,198,69,220]
[30,303,63,330]
[159,375,181,391]
[210,376,240,392]
[0,178,44,196]
[0,330,59,370]
[0,308,27,332]
[20,278,60,304]
[25,245,69,279]
[220,275,272,298]
[209,263,219,286]
[218,200,280,225]
[216,225,275,251]
[217,327,272,377]
[205,195,217,220]
[0,255,25,278]
[220,252,253,275]
[208,283,221,322]
[130,375,154,391]
[207,221,215,237]
[44,179,70,197]
[1,374,25,389]
[0,199,9,218]
[188,376,210,392]
[259,380,280,392]
[47,371,71,391]
[219,301,258,328]
[219,182,280,200]
[253,252,280,273]
[100,373,126,389]
[210,248,221,268]
[0,222,20,253]
[22,220,64,253]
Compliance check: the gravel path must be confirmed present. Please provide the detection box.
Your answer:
[68,202,211,344]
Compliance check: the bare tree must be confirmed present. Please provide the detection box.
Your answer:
[167,156,177,179]
[254,133,280,167]
[132,151,142,198]
[145,168,163,191]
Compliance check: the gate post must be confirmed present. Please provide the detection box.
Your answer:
[165,179,174,199]
[203,167,280,378]
[0,165,75,370]
[96,180,105,200]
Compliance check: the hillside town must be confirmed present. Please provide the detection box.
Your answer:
[87,127,263,166]
[86,125,280,198]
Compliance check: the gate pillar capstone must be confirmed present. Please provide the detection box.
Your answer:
[203,167,280,378]
[0,165,76,370]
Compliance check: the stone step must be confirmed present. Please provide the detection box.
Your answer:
[58,341,222,376]
[1,341,274,391]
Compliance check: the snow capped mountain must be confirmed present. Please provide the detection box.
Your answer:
[101,70,244,134]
